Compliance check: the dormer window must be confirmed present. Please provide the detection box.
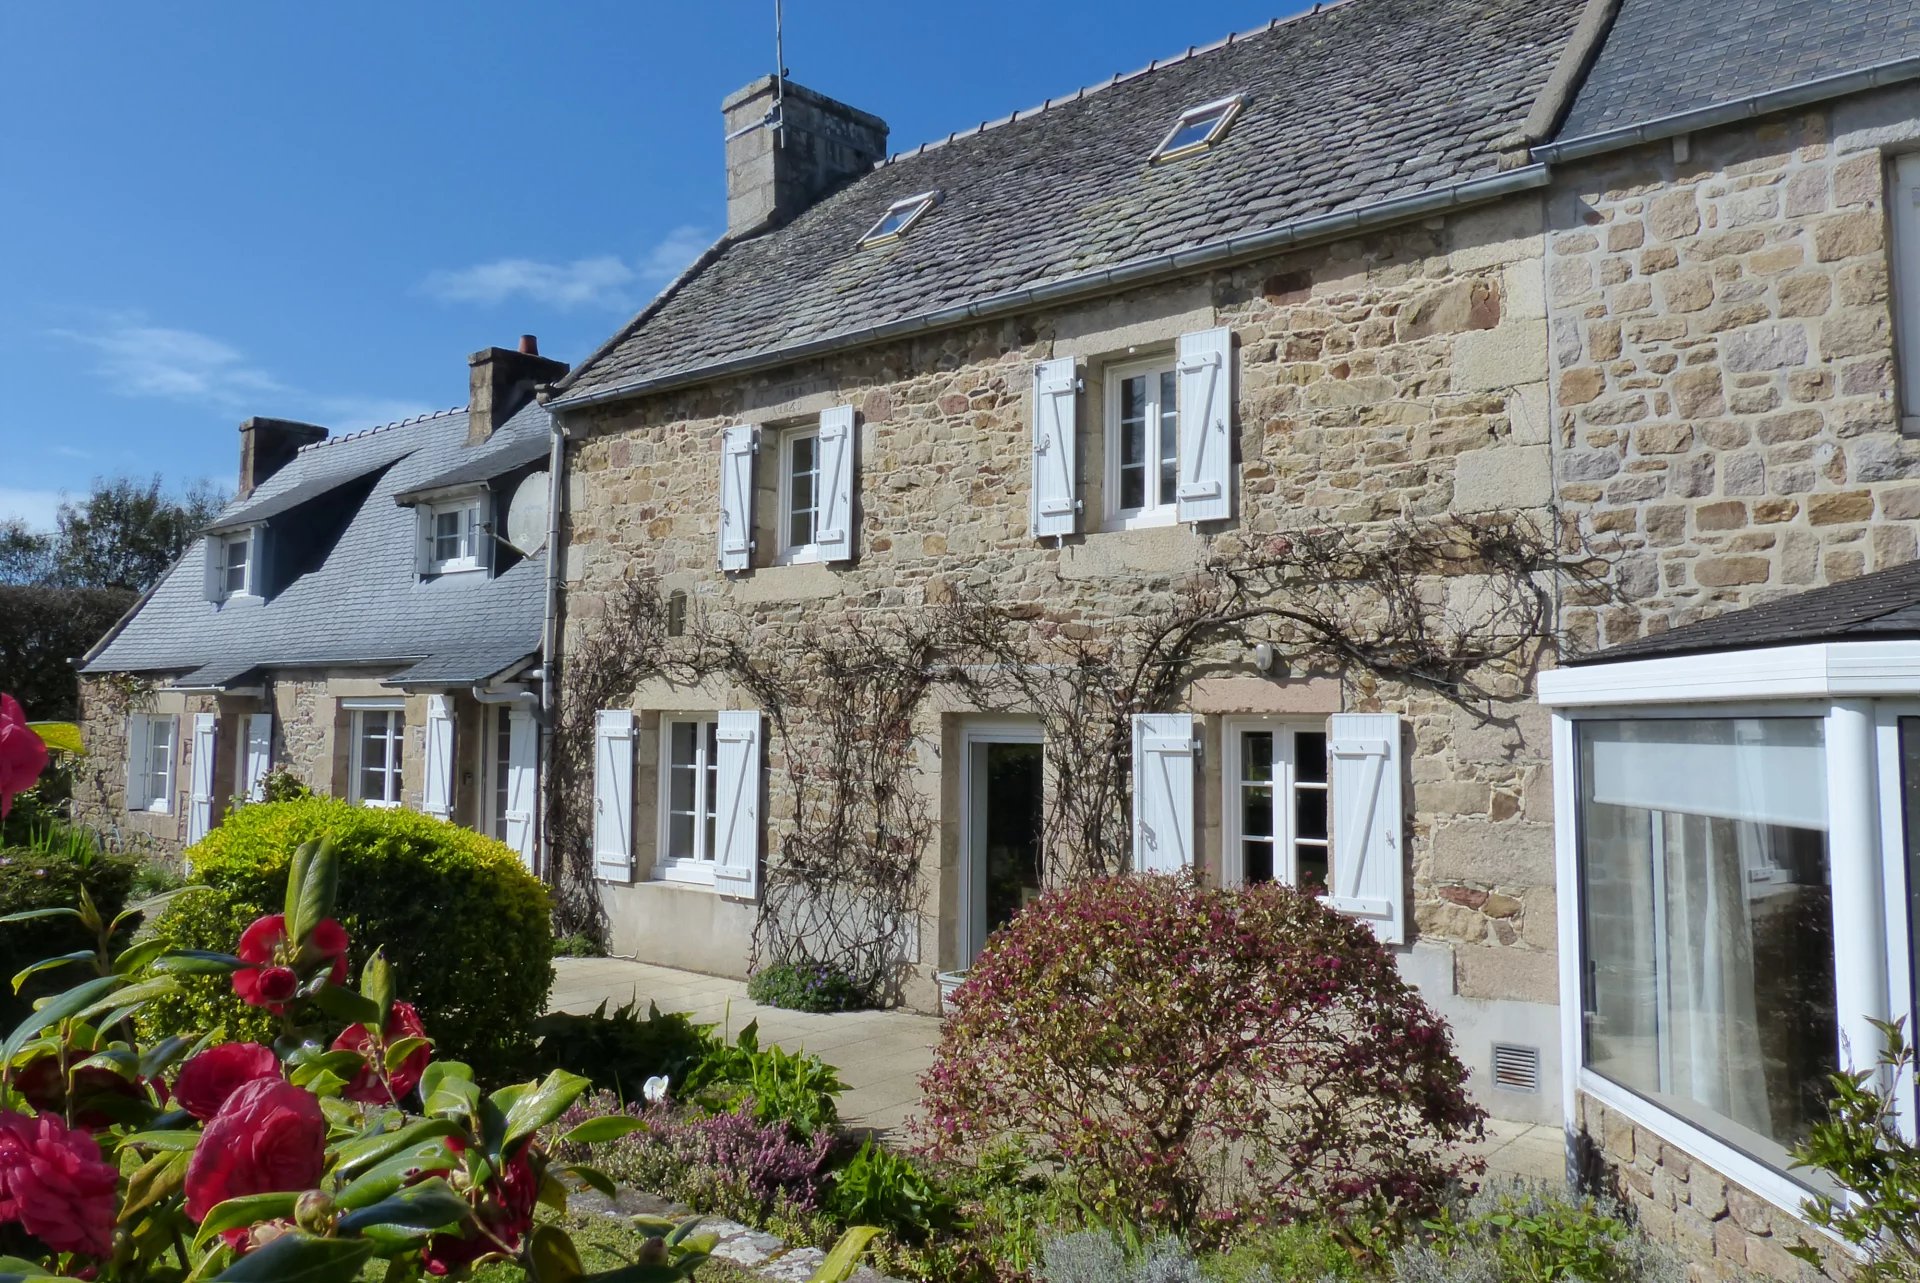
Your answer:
[859,191,939,247]
[204,527,261,602]
[1151,95,1244,163]
[420,496,485,577]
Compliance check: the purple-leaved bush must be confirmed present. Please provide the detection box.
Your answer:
[913,876,1485,1239]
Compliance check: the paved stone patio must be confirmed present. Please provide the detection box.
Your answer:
[550,956,1565,1179]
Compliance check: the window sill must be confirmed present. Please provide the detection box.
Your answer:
[356,799,401,810]
[655,860,717,889]
[773,546,824,568]
[423,564,485,580]
[1103,507,1178,533]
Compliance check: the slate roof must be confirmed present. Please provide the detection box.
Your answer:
[1555,0,1920,143]
[556,0,1587,403]
[85,402,551,688]
[1570,561,1920,666]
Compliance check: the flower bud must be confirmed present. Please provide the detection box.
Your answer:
[293,1189,335,1233]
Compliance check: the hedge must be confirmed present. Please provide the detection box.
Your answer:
[0,584,137,722]
[0,844,138,1029]
[137,798,554,1075]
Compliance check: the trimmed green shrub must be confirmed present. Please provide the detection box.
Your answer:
[0,840,137,1026]
[747,959,871,1013]
[136,797,553,1073]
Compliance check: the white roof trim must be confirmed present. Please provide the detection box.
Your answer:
[1539,640,1920,707]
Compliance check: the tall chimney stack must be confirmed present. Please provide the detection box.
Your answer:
[723,77,888,237]
[468,335,568,445]
[237,417,328,499]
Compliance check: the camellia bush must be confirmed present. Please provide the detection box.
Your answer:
[915,876,1485,1240]
[0,833,711,1282]
[138,798,554,1074]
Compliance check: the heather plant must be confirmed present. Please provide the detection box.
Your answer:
[916,876,1485,1240]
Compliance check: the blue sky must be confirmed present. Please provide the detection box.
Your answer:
[0,1,1305,529]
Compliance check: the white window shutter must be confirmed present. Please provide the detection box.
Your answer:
[125,714,151,809]
[1327,713,1406,944]
[593,709,635,880]
[242,713,272,803]
[816,406,856,563]
[1175,327,1234,524]
[1896,154,1920,421]
[712,710,762,900]
[422,695,454,819]
[718,425,759,572]
[188,713,217,844]
[201,539,222,602]
[1131,713,1195,874]
[503,709,538,865]
[1030,358,1079,539]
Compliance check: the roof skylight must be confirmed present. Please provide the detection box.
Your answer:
[860,190,940,247]
[1151,95,1244,163]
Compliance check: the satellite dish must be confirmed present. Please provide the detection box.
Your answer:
[504,471,550,554]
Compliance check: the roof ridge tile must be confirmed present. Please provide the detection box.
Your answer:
[294,406,467,454]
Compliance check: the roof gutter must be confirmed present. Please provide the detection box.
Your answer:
[1535,53,1920,165]
[547,164,1551,412]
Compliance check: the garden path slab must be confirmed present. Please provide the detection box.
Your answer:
[550,958,1571,1179]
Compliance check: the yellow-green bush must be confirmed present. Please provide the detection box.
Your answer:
[137,798,553,1074]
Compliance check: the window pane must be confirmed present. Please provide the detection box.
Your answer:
[386,717,403,780]
[788,436,817,547]
[705,722,720,862]
[1118,375,1148,510]
[1295,789,1328,842]
[1294,731,1327,784]
[1242,731,1273,782]
[1244,840,1274,886]
[1242,783,1273,839]
[668,813,695,859]
[1296,846,1329,893]
[1158,370,1179,506]
[493,709,512,841]
[1578,718,1837,1176]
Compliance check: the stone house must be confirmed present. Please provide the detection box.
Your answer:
[73,340,565,867]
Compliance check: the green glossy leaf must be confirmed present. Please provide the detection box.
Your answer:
[554,1163,616,1198]
[334,1141,458,1210]
[151,950,246,975]
[115,1129,200,1152]
[210,1232,373,1282]
[112,937,171,978]
[334,1177,470,1235]
[527,1225,586,1283]
[286,839,338,950]
[330,1117,462,1178]
[384,1035,429,1074]
[500,1069,592,1158]
[0,907,82,927]
[284,839,317,941]
[360,948,395,1027]
[1,973,121,1068]
[137,1034,193,1080]
[118,1149,189,1223]
[311,983,380,1028]
[558,1116,646,1146]
[110,886,187,936]
[193,1191,300,1248]
[11,950,97,994]
[809,1227,883,1283]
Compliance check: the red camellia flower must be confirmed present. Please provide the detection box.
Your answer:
[183,1078,327,1223]
[331,1001,432,1105]
[0,1109,118,1256]
[0,694,48,820]
[231,913,348,1013]
[421,1137,536,1276]
[173,1043,280,1121]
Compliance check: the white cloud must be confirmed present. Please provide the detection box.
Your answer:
[419,225,711,311]
[0,488,67,532]
[52,314,433,432]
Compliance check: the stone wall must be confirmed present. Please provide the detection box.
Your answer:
[1575,1095,1843,1283]
[1549,85,1920,649]
[561,194,1566,1104]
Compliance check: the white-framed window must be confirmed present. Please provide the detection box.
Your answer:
[1104,357,1181,528]
[859,190,939,247]
[1151,95,1244,163]
[656,716,720,884]
[220,532,255,599]
[1222,719,1331,891]
[1541,647,1920,1217]
[777,428,823,562]
[491,707,514,843]
[1891,152,1920,433]
[126,713,177,813]
[423,498,483,575]
[348,703,405,807]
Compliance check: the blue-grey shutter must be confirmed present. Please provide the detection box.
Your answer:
[593,709,635,880]
[712,710,762,899]
[816,406,856,563]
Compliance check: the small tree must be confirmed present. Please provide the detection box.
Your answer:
[47,475,227,592]
[915,876,1484,1239]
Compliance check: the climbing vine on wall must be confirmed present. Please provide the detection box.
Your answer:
[548,513,1599,988]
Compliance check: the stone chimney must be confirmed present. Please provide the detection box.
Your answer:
[469,335,568,445]
[237,417,328,499]
[724,76,889,237]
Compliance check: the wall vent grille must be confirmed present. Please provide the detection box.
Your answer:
[1491,1043,1542,1093]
